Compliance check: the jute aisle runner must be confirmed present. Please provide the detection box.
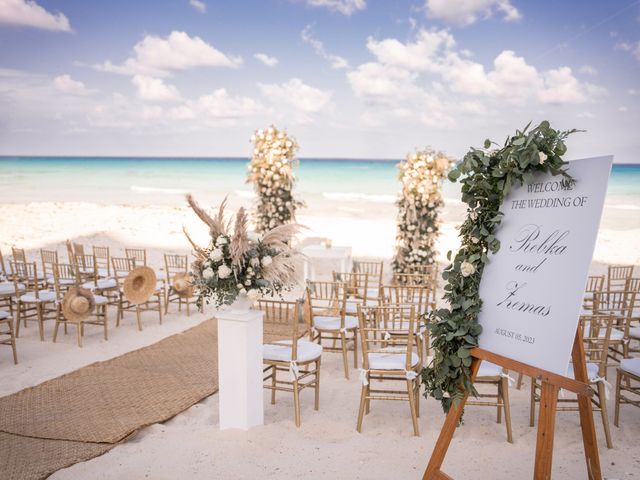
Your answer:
[0,319,218,479]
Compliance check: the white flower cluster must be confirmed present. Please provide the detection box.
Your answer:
[393,148,453,274]
[247,125,303,232]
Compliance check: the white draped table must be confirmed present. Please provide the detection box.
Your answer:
[302,245,352,281]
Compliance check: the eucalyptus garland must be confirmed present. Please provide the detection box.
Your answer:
[393,148,453,273]
[247,125,304,233]
[422,121,578,413]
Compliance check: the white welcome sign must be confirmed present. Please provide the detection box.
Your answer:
[477,156,613,377]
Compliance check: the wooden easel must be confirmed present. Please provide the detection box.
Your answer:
[423,329,602,480]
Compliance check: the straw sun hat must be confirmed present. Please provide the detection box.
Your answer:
[172,272,193,298]
[62,287,96,323]
[124,266,157,305]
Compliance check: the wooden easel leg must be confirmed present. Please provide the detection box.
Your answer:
[422,358,481,480]
[571,331,603,480]
[533,380,558,480]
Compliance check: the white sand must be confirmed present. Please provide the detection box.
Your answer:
[0,201,639,479]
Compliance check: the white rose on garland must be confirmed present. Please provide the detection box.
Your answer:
[209,248,223,262]
[460,261,475,277]
[218,264,232,279]
[202,268,214,280]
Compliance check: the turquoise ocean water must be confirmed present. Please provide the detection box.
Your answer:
[1,157,638,229]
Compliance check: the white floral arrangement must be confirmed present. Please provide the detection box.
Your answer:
[184,195,301,308]
[393,147,453,274]
[247,125,304,233]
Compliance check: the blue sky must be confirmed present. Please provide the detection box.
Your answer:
[0,0,639,162]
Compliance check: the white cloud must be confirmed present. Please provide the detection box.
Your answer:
[629,88,639,96]
[132,75,181,102]
[301,25,349,69]
[254,53,279,67]
[424,0,521,26]
[579,65,597,75]
[615,40,640,61]
[618,106,628,112]
[189,0,206,13]
[302,0,365,16]
[538,67,587,104]
[95,31,242,77]
[0,0,71,32]
[53,74,89,95]
[196,88,262,121]
[259,78,332,113]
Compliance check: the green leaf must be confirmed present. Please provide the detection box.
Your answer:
[483,138,491,149]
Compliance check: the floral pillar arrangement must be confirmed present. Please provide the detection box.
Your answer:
[422,121,578,413]
[247,126,304,233]
[183,195,301,309]
[392,148,453,274]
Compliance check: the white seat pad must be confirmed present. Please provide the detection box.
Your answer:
[629,327,640,339]
[620,358,640,377]
[359,288,381,299]
[477,361,504,377]
[48,277,76,286]
[0,282,24,295]
[263,340,322,363]
[94,295,108,305]
[0,310,9,320]
[368,350,419,370]
[566,362,599,380]
[598,328,624,341]
[313,315,357,331]
[82,278,117,290]
[97,268,109,278]
[20,290,57,303]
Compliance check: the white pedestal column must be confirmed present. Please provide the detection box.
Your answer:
[217,308,264,430]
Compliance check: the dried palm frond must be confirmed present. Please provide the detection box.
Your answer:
[261,223,305,249]
[230,207,250,269]
[262,252,300,286]
[182,226,206,259]
[186,194,226,238]
[214,197,228,237]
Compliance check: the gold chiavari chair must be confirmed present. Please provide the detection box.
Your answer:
[625,278,640,357]
[353,260,384,302]
[467,362,514,443]
[52,263,108,347]
[74,253,98,283]
[164,253,195,315]
[306,280,357,379]
[125,248,147,266]
[12,261,57,341]
[73,242,85,257]
[614,357,640,427]
[594,289,636,365]
[40,249,59,286]
[0,251,24,315]
[11,246,26,263]
[111,256,163,330]
[583,275,605,313]
[408,263,439,306]
[65,240,75,263]
[356,304,422,436]
[92,245,111,277]
[260,299,321,427]
[607,265,634,290]
[530,314,615,449]
[332,272,370,315]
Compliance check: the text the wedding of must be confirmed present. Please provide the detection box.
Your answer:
[477,156,613,376]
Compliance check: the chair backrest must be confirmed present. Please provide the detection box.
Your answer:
[52,263,78,297]
[305,281,347,325]
[391,273,431,287]
[585,275,604,293]
[11,261,40,296]
[595,290,636,319]
[125,248,147,266]
[607,265,634,290]
[353,260,383,286]
[11,247,26,263]
[357,304,416,371]
[578,314,615,377]
[75,254,97,276]
[332,272,369,299]
[625,277,640,293]
[73,243,85,257]
[257,299,305,359]
[164,253,188,281]
[92,246,111,276]
[40,249,59,279]
[381,284,429,316]
[111,256,136,279]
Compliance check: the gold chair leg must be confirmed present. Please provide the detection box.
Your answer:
[314,359,321,411]
[271,366,277,405]
[497,381,503,424]
[356,383,367,433]
[293,379,301,427]
[158,293,163,324]
[598,382,613,448]
[53,319,60,343]
[76,322,83,348]
[407,379,420,436]
[37,303,45,341]
[136,306,143,331]
[352,329,358,368]
[103,307,108,341]
[340,332,349,379]
[9,319,17,364]
[501,376,514,444]
[15,304,21,338]
[614,369,621,427]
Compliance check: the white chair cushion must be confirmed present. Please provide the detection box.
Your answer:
[368,350,419,370]
[345,298,363,313]
[620,358,640,377]
[263,340,322,363]
[313,315,357,331]
[94,295,108,305]
[359,288,381,299]
[97,268,109,278]
[0,282,24,295]
[0,310,9,320]
[20,290,57,303]
[598,328,624,341]
[566,362,599,380]
[82,278,117,290]
[477,361,504,377]
[48,276,76,286]
[629,327,640,339]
